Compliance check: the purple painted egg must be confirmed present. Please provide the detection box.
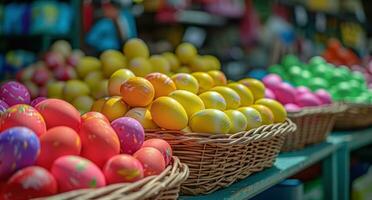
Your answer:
[0,127,40,180]
[0,81,31,106]
[30,97,47,107]
[111,117,145,154]
[296,86,311,96]
[273,82,296,104]
[314,89,332,104]
[262,74,282,90]
[264,88,276,99]
[0,100,9,113]
[285,103,302,112]
[296,93,322,107]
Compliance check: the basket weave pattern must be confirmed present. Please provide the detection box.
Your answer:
[39,157,189,200]
[145,119,296,195]
[334,103,372,130]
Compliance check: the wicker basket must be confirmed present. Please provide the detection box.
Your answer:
[39,157,189,200]
[334,102,372,130]
[282,103,347,152]
[145,119,296,195]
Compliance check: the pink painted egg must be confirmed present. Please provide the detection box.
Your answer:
[133,147,166,177]
[0,81,31,106]
[30,97,47,107]
[284,103,302,112]
[111,117,145,154]
[296,93,322,107]
[264,88,276,99]
[296,86,311,96]
[142,139,173,166]
[0,100,9,113]
[1,166,57,200]
[81,111,109,123]
[272,82,296,104]
[103,154,144,184]
[51,155,106,192]
[262,74,282,90]
[314,89,332,104]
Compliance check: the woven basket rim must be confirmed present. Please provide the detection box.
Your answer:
[339,101,372,108]
[39,156,189,200]
[145,118,297,145]
[287,102,347,117]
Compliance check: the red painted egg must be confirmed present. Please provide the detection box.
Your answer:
[37,126,81,169]
[133,147,165,177]
[81,111,109,123]
[142,139,173,166]
[1,166,57,200]
[35,99,81,132]
[103,154,144,184]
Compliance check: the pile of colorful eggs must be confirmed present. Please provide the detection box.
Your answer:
[0,82,173,199]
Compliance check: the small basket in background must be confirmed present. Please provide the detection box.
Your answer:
[334,103,372,130]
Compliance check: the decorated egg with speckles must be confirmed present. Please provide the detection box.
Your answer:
[0,100,9,113]
[79,119,120,168]
[51,155,106,192]
[142,139,173,166]
[37,126,81,169]
[133,147,165,177]
[0,81,31,106]
[111,117,145,154]
[0,104,46,137]
[103,154,144,184]
[1,166,57,200]
[81,111,109,123]
[30,97,47,107]
[35,99,81,132]
[0,127,40,180]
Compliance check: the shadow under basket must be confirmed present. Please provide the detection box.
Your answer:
[282,103,347,152]
[145,119,296,195]
[334,103,372,130]
[39,157,189,200]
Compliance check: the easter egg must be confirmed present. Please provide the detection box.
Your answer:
[189,56,209,72]
[0,81,31,106]
[127,57,152,77]
[192,72,215,93]
[81,111,109,123]
[255,98,287,123]
[273,82,296,104]
[285,103,301,112]
[150,97,188,130]
[72,95,94,114]
[51,155,106,192]
[80,119,120,167]
[149,55,171,73]
[91,97,108,112]
[314,89,332,104]
[103,155,144,184]
[1,105,46,136]
[171,73,199,94]
[208,70,227,86]
[0,100,9,113]
[142,139,173,166]
[265,88,276,99]
[111,117,145,154]
[100,96,129,121]
[250,105,274,125]
[108,69,135,96]
[76,56,101,78]
[35,99,81,132]
[224,110,248,134]
[296,86,311,96]
[37,126,81,169]
[100,51,127,78]
[91,79,109,99]
[124,107,158,129]
[296,93,322,107]
[189,109,231,134]
[133,147,166,177]
[123,38,149,60]
[239,78,265,100]
[262,74,282,90]
[175,43,197,64]
[24,81,39,99]
[204,55,221,70]
[237,107,262,130]
[228,83,254,106]
[210,86,241,109]
[176,66,192,73]
[162,52,180,71]
[1,166,57,200]
[145,72,176,98]
[47,81,65,99]
[31,67,51,86]
[62,80,90,102]
[120,77,155,107]
[84,71,104,89]
[199,91,227,110]
[30,97,47,107]
[0,127,40,180]
[169,90,205,117]
[308,77,329,91]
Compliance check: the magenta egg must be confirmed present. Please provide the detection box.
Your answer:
[0,81,31,106]
[296,93,322,107]
[0,100,9,113]
[285,103,302,112]
[262,74,282,90]
[30,97,47,107]
[273,82,296,104]
[314,89,332,104]
[111,117,145,154]
[264,88,276,99]
[296,86,311,96]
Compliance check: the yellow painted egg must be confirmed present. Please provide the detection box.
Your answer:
[181,126,192,133]
[91,97,109,112]
[128,57,152,77]
[169,90,205,117]
[150,97,188,130]
[238,107,262,130]
[208,70,227,85]
[100,49,126,62]
[210,86,240,109]
[63,80,90,102]
[145,72,176,98]
[120,77,155,107]
[108,69,135,96]
[250,105,274,125]
[192,72,214,93]
[76,56,101,78]
[84,71,104,89]
[199,91,227,111]
[72,95,94,114]
[101,96,129,121]
[255,98,287,123]
[203,55,221,70]
[224,110,248,134]
[228,83,254,106]
[189,56,209,72]
[123,38,149,60]
[149,55,170,73]
[171,73,199,94]
[175,43,197,64]
[162,52,180,71]
[189,109,231,134]
[47,81,65,98]
[176,66,191,73]
[124,107,158,129]
[239,78,265,101]
[91,79,108,99]
[101,57,126,78]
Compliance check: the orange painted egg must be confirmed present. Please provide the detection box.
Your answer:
[120,77,155,107]
[133,147,166,177]
[81,111,109,123]
[145,72,176,98]
[103,154,144,184]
